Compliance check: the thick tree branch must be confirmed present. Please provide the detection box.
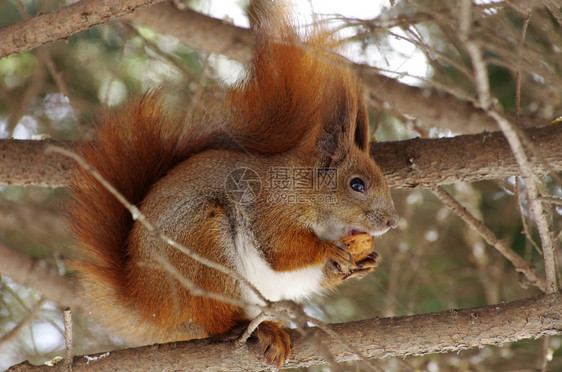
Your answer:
[123,2,253,62]
[7,292,562,371]
[372,124,562,188]
[0,0,166,58]
[357,66,498,133]
[1,1,525,133]
[0,139,74,187]
[1,124,560,188]
[125,2,508,133]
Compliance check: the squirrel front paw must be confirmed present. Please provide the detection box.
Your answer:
[349,251,379,279]
[325,241,355,278]
[325,234,378,281]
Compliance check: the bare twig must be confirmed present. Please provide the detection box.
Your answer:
[543,0,562,25]
[458,0,558,293]
[4,54,46,133]
[431,186,546,290]
[515,10,532,124]
[0,297,46,345]
[12,0,82,130]
[537,334,551,372]
[45,145,268,306]
[458,1,491,109]
[236,312,274,344]
[63,307,73,372]
[516,178,542,255]
[488,112,557,293]
[540,195,562,206]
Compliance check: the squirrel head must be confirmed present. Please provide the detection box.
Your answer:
[310,145,398,241]
[308,61,398,242]
[220,1,398,241]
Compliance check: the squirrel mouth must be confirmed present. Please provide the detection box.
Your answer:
[346,228,368,237]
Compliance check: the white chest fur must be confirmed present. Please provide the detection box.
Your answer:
[234,230,325,318]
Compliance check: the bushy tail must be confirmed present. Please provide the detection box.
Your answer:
[219,1,367,154]
[68,92,207,294]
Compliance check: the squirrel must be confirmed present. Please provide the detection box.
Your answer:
[68,1,398,367]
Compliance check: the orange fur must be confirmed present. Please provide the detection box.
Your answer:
[68,1,397,366]
[68,93,200,293]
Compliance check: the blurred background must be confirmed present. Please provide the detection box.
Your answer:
[0,0,561,370]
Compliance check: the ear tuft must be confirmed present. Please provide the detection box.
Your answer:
[316,80,369,164]
[354,97,370,152]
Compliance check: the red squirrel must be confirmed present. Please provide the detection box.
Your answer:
[68,2,398,367]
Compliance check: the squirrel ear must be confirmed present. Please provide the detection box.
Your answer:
[354,99,370,152]
[316,91,369,164]
[317,118,352,164]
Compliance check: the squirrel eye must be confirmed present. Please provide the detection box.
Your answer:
[350,177,366,193]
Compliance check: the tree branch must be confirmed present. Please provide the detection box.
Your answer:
[356,66,499,133]
[123,2,253,62]
[1,124,560,188]
[458,0,557,293]
[0,139,74,187]
[0,0,166,58]
[372,124,562,188]
[431,186,545,290]
[1,1,528,133]
[7,292,562,371]
[125,2,513,133]
[0,243,84,311]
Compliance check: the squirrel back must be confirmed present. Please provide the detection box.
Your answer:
[69,2,397,366]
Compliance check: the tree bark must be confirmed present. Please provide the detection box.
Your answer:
[0,139,74,187]
[7,292,562,372]
[0,243,84,311]
[124,2,505,133]
[0,0,166,58]
[1,1,536,133]
[123,2,253,62]
[1,124,560,188]
[372,123,562,188]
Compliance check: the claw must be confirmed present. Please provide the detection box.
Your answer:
[355,252,379,270]
[256,321,291,367]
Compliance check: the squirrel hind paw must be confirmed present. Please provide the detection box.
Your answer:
[256,321,292,367]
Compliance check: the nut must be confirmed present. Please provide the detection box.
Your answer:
[341,233,375,262]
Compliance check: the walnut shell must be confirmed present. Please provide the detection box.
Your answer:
[341,233,375,262]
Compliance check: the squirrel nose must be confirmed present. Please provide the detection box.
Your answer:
[386,212,399,229]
